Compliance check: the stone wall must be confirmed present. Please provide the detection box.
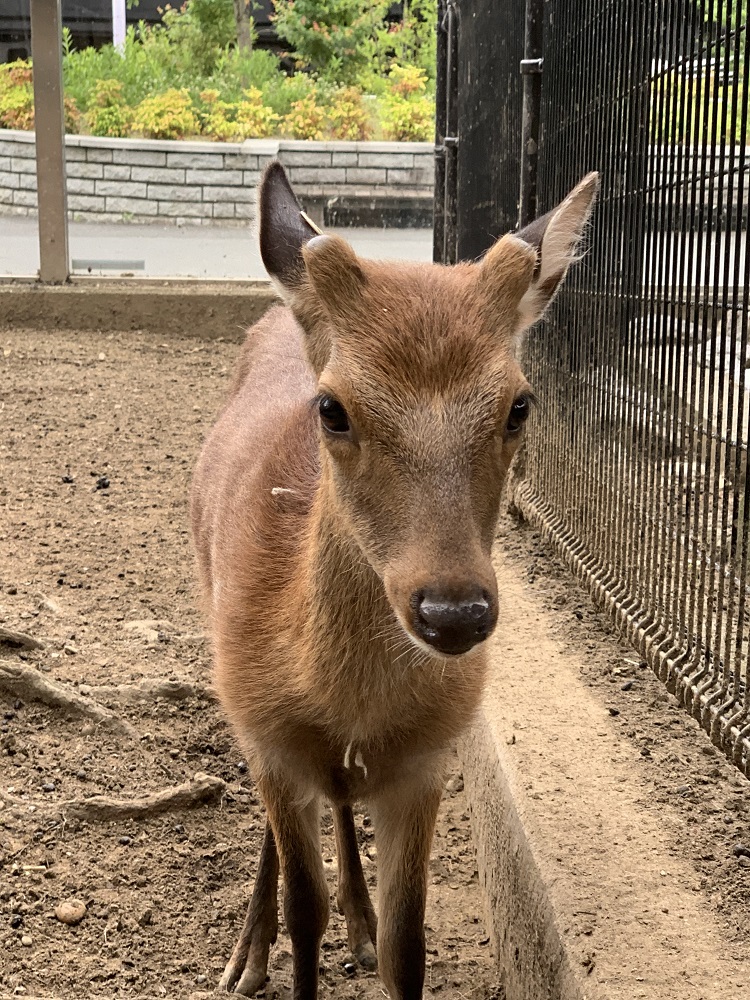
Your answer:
[0,131,434,227]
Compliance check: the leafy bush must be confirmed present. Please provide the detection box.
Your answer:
[235,87,280,138]
[272,0,389,85]
[381,65,434,141]
[132,88,199,139]
[328,87,372,140]
[87,79,132,137]
[0,59,81,132]
[283,89,326,140]
[360,0,437,91]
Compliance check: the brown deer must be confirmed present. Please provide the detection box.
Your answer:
[190,162,598,999]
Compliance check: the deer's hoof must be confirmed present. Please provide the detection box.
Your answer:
[355,939,378,972]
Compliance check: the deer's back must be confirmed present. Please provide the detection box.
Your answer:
[190,305,318,610]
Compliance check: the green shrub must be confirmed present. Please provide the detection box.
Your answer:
[272,0,389,85]
[328,86,372,140]
[235,87,281,138]
[86,79,132,137]
[380,64,434,141]
[283,89,326,139]
[132,88,199,139]
[0,59,81,133]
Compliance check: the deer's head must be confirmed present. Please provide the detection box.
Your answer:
[260,163,598,658]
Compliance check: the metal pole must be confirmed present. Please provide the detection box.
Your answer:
[30,0,69,283]
[518,0,543,226]
[433,0,448,263]
[442,1,458,265]
[112,0,127,52]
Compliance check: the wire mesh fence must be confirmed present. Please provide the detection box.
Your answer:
[438,0,749,771]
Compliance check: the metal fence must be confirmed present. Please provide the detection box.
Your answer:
[436,0,750,772]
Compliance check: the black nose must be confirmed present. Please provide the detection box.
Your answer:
[412,588,496,655]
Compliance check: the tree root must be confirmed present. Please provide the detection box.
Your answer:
[0,627,45,651]
[0,661,138,738]
[0,772,226,823]
[79,678,216,704]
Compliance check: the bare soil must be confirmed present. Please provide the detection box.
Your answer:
[0,327,502,1000]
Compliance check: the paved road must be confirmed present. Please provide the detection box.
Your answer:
[0,215,434,279]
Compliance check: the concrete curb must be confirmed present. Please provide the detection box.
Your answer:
[0,278,277,338]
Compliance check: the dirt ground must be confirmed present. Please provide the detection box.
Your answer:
[0,327,503,1000]
[2,323,749,1000]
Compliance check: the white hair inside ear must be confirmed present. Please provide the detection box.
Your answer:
[516,171,600,336]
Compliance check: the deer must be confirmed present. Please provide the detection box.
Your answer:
[190,161,598,999]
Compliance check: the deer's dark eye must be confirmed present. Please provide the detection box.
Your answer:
[506,394,532,435]
[318,396,350,435]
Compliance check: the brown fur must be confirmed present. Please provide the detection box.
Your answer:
[190,164,598,1000]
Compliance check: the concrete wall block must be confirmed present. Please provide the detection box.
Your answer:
[0,188,15,204]
[95,179,148,198]
[17,173,38,190]
[0,170,20,189]
[67,194,106,211]
[67,177,96,195]
[288,167,346,184]
[0,156,11,171]
[0,139,34,157]
[158,200,210,217]
[63,146,86,161]
[386,166,432,186]
[281,150,333,167]
[112,149,167,167]
[106,196,159,216]
[242,170,261,185]
[228,153,260,170]
[186,168,243,186]
[345,167,387,185]
[147,183,202,201]
[234,202,256,219]
[331,152,359,166]
[166,152,224,169]
[11,157,37,174]
[102,163,132,180]
[212,202,236,219]
[358,152,414,169]
[66,161,104,179]
[201,185,255,203]
[131,166,186,184]
[13,189,38,207]
[86,148,114,163]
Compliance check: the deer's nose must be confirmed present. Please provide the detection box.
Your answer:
[412,588,496,655]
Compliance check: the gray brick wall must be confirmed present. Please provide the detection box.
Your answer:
[0,132,434,226]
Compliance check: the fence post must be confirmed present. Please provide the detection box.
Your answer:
[518,0,543,227]
[30,0,69,283]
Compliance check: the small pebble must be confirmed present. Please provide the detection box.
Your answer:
[607,707,620,716]
[20,935,32,947]
[621,680,634,691]
[342,962,356,977]
[174,824,185,834]
[42,782,55,793]
[76,769,87,781]
[196,974,207,985]
[445,775,464,794]
[55,898,86,925]
[10,914,22,928]
[733,843,750,858]
[95,476,110,491]
[118,836,132,846]
[237,761,248,774]
[13,699,22,711]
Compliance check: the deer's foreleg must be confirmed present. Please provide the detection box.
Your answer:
[333,803,378,971]
[371,777,442,1000]
[219,819,279,996]
[262,778,329,1000]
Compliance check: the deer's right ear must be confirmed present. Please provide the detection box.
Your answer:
[259,161,320,293]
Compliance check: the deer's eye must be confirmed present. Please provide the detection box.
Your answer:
[318,396,350,435]
[506,394,532,435]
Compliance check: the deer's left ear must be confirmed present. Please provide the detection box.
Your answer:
[514,171,599,330]
[259,161,320,292]
[479,172,599,340]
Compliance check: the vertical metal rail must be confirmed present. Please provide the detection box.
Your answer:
[30,0,69,283]
[518,0,544,226]
[442,1,459,264]
[433,0,448,263]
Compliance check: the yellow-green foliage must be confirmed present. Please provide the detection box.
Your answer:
[283,91,326,140]
[381,64,433,141]
[87,79,132,137]
[327,86,372,140]
[0,60,81,133]
[235,88,280,139]
[132,88,199,140]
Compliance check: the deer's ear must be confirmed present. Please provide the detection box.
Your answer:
[513,171,600,331]
[259,161,320,292]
